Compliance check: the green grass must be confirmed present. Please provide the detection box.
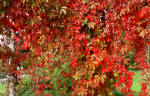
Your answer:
[0,84,6,96]
[131,70,141,96]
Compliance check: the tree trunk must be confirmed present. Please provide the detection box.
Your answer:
[7,33,15,96]
[7,76,15,96]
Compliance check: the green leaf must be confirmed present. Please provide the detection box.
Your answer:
[22,0,25,3]
[3,0,9,7]
[114,73,118,77]
[79,54,85,58]
[100,74,106,84]
[119,24,125,40]
[82,19,88,25]
[0,9,5,17]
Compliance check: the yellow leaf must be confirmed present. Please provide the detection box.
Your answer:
[88,22,95,29]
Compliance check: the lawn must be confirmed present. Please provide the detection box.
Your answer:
[131,70,141,96]
[0,84,6,96]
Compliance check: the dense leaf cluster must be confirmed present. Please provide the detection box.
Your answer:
[0,0,150,96]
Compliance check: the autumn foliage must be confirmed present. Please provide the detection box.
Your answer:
[0,0,150,96]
